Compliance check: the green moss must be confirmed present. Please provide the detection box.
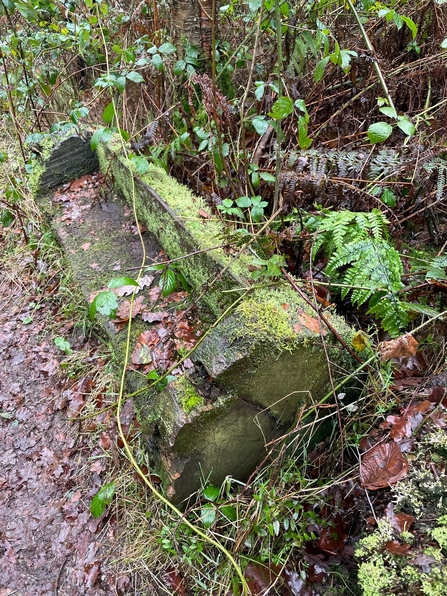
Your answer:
[357,558,394,596]
[177,376,204,414]
[431,516,447,550]
[235,299,296,351]
[356,520,447,596]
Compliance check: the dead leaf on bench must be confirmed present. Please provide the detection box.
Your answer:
[360,442,408,490]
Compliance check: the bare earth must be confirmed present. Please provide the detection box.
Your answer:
[0,269,129,595]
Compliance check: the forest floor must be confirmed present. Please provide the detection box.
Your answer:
[0,229,133,595]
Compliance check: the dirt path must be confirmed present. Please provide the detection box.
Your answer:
[0,269,129,595]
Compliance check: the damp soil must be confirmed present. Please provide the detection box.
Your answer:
[0,267,130,595]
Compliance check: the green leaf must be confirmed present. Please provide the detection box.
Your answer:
[97,482,116,503]
[367,122,393,144]
[401,15,417,39]
[126,70,145,83]
[268,96,294,120]
[259,172,276,182]
[114,76,127,92]
[235,196,252,208]
[90,494,106,518]
[379,106,398,119]
[381,188,396,207]
[54,336,72,354]
[254,82,265,101]
[130,155,149,175]
[89,291,118,320]
[1,0,15,12]
[102,102,115,124]
[160,268,177,297]
[396,118,415,136]
[298,117,312,149]
[90,127,113,151]
[107,276,139,289]
[90,482,116,518]
[152,53,164,71]
[314,56,330,83]
[248,0,262,10]
[158,42,177,55]
[200,503,216,528]
[203,484,220,501]
[252,116,269,135]
[174,60,186,75]
[1,209,14,227]
[219,505,237,521]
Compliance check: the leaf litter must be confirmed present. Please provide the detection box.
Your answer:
[0,257,132,593]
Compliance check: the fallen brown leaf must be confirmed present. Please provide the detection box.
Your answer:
[360,442,408,490]
[379,334,418,362]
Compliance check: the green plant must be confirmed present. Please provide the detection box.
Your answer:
[89,276,139,320]
[309,209,408,335]
[90,481,116,517]
[218,195,268,222]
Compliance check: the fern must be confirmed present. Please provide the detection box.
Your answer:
[309,209,407,336]
[422,157,447,202]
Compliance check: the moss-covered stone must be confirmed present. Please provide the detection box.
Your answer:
[150,376,281,504]
[96,141,253,316]
[30,128,98,197]
[193,286,355,424]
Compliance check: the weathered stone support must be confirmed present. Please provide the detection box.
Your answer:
[35,131,358,504]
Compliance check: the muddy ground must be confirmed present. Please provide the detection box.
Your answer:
[0,257,131,595]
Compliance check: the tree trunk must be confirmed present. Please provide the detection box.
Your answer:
[170,0,213,57]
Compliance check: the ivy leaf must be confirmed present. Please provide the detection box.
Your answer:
[89,291,119,320]
[102,102,115,124]
[268,96,294,120]
[126,71,145,83]
[203,484,220,501]
[367,122,393,144]
[200,503,216,528]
